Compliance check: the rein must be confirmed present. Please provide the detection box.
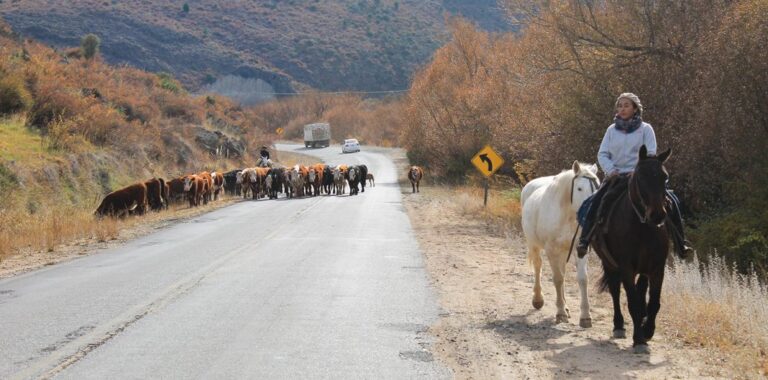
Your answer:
[566,173,599,262]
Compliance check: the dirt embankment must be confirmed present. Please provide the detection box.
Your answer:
[401,186,735,379]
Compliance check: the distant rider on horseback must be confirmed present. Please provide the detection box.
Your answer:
[258,146,272,168]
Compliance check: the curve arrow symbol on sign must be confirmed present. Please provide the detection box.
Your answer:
[479,154,493,172]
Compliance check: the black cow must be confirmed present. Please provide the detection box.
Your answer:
[347,166,361,196]
[322,166,334,195]
[223,169,243,196]
[357,164,368,193]
[266,168,284,199]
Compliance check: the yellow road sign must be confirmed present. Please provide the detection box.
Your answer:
[276,127,284,136]
[471,145,504,177]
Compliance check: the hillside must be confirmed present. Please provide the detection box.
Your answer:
[0,0,513,103]
[0,19,274,258]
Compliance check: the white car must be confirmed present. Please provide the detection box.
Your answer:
[342,138,361,153]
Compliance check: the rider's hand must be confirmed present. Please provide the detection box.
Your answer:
[608,169,619,178]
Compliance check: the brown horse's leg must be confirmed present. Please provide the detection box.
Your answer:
[643,270,664,341]
[622,272,649,351]
[606,271,625,338]
[636,275,649,321]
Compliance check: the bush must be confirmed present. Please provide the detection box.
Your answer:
[80,34,100,60]
[0,74,32,116]
[157,72,182,94]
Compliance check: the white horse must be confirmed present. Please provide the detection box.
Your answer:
[521,161,600,327]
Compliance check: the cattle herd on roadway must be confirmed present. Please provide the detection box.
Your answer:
[94,162,379,218]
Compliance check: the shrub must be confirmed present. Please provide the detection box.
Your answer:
[80,34,100,60]
[157,72,182,94]
[0,74,32,116]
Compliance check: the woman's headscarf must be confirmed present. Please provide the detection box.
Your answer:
[615,92,643,117]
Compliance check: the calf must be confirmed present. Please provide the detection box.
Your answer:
[366,172,375,187]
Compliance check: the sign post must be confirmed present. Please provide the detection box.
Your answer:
[470,145,504,206]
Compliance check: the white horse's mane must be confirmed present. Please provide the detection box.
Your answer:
[550,162,598,204]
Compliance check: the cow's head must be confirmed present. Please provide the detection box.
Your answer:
[235,171,244,185]
[349,167,358,181]
[308,168,316,183]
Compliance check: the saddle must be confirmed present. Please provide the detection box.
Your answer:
[597,176,630,234]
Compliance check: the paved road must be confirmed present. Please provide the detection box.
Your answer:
[0,144,449,379]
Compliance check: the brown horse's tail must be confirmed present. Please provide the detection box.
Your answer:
[598,270,611,293]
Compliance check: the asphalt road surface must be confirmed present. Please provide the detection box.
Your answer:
[0,143,450,379]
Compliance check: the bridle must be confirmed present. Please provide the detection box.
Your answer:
[570,175,599,204]
[628,172,650,224]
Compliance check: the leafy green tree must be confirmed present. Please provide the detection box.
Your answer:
[183,3,190,13]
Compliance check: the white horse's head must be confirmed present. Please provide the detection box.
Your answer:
[569,161,600,212]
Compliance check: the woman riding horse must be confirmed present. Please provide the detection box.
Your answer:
[576,93,692,258]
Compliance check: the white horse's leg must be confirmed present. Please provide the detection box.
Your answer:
[528,244,544,309]
[547,246,569,323]
[576,255,592,328]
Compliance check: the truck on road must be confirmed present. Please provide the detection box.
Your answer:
[304,123,331,148]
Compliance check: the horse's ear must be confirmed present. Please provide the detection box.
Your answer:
[639,145,648,160]
[572,160,581,174]
[588,164,598,175]
[657,147,672,163]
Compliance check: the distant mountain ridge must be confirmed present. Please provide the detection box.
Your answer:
[0,0,513,103]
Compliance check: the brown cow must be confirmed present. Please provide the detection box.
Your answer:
[144,178,165,211]
[95,182,148,218]
[310,163,325,195]
[211,171,225,200]
[184,174,204,207]
[198,171,214,204]
[366,172,375,187]
[167,177,186,204]
[160,178,170,209]
[408,166,424,193]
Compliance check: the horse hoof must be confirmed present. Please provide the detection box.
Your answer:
[633,344,650,354]
[556,314,569,324]
[579,318,592,328]
[532,299,544,309]
[612,329,626,339]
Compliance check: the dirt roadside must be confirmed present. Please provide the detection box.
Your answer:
[400,185,735,379]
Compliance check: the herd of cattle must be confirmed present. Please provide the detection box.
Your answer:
[94,163,380,218]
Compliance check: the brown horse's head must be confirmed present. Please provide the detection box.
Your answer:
[631,146,672,226]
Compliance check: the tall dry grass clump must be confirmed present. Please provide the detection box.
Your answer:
[663,255,768,377]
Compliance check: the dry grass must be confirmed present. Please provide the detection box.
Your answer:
[453,184,522,234]
[0,194,241,267]
[662,255,768,378]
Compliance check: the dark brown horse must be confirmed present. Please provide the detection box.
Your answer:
[591,145,672,354]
